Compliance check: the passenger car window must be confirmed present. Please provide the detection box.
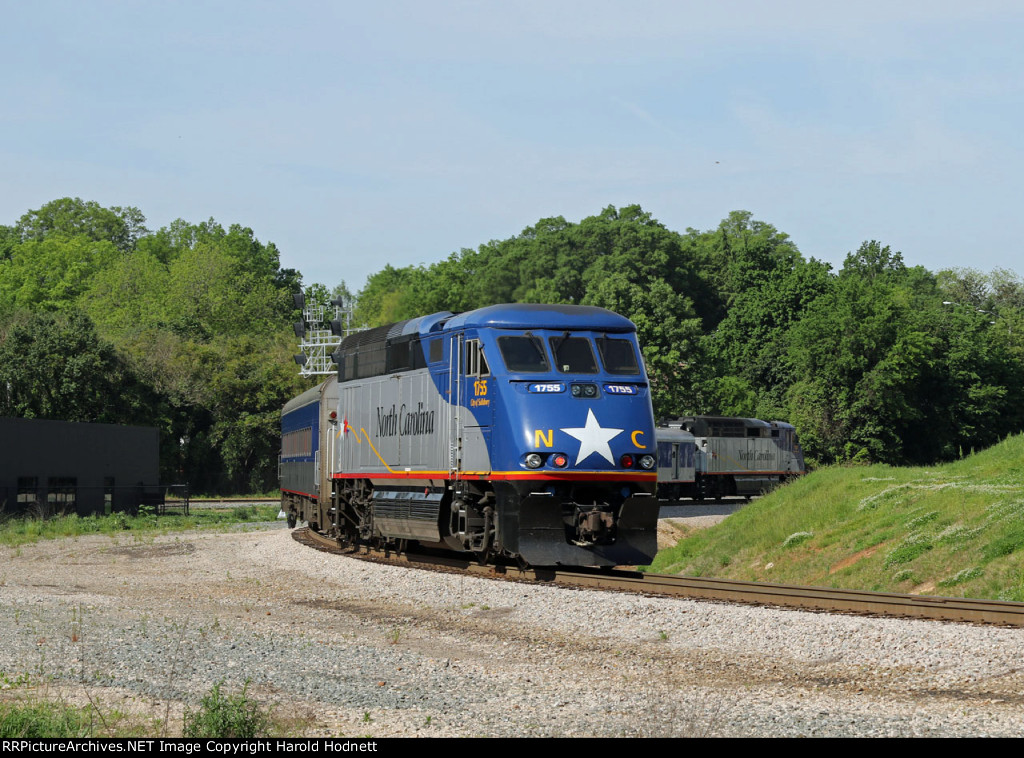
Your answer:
[596,337,641,375]
[497,336,550,372]
[548,336,598,374]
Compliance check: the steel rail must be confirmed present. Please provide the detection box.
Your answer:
[293,529,1024,627]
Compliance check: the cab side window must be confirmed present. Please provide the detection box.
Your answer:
[465,339,490,377]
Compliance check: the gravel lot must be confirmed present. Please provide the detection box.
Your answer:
[2,509,1024,738]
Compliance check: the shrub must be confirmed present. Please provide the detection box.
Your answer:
[182,681,271,738]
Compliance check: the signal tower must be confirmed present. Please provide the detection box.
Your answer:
[292,292,357,377]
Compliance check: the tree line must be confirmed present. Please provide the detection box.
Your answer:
[353,205,1024,467]
[0,198,306,493]
[2,198,1022,493]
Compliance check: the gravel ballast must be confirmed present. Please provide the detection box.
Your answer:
[1,521,1023,738]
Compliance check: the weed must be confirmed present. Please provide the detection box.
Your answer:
[0,671,32,688]
[230,506,260,521]
[906,511,939,530]
[884,533,933,567]
[782,531,813,548]
[182,680,271,738]
[938,568,983,587]
[937,525,984,547]
[70,606,84,644]
[982,524,1024,560]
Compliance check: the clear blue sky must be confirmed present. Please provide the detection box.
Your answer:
[3,1,1023,293]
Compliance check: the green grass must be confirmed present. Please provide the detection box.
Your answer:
[0,504,281,547]
[647,433,1024,601]
[190,491,281,502]
[0,701,97,738]
[1,680,284,738]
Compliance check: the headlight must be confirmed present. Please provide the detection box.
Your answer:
[639,454,656,470]
[525,453,543,469]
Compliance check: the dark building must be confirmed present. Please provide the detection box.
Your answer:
[0,417,160,517]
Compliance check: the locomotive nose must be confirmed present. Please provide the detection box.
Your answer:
[517,399,655,473]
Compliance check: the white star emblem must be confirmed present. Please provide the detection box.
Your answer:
[560,408,623,465]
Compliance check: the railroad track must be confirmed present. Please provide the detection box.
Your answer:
[292,527,1024,627]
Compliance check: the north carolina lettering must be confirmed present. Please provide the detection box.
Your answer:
[376,403,435,437]
[376,405,398,437]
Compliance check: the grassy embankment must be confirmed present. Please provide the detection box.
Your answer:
[648,433,1024,602]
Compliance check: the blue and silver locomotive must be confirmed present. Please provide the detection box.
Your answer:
[280,304,661,567]
[657,416,806,500]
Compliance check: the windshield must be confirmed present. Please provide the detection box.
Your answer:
[497,333,643,376]
[548,336,598,374]
[497,335,550,372]
[596,337,641,375]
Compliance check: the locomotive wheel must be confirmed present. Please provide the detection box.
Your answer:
[287,514,297,529]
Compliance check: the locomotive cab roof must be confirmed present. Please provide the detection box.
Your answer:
[331,303,642,383]
[443,303,637,333]
[662,415,772,438]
